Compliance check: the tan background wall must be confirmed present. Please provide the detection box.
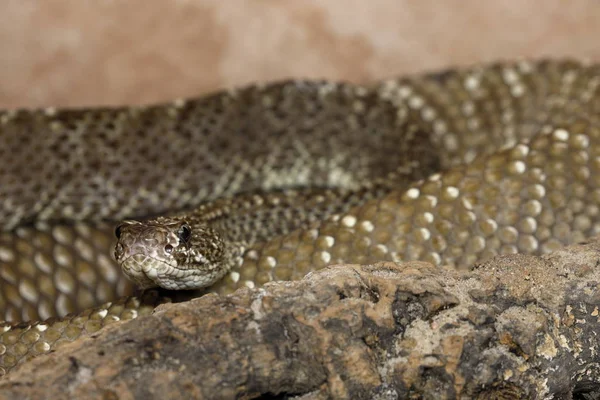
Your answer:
[1,0,599,109]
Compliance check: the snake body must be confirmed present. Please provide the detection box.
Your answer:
[2,59,600,375]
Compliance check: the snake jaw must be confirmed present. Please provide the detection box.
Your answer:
[122,254,169,289]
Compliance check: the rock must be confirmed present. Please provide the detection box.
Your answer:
[2,239,600,399]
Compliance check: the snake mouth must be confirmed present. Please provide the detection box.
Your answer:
[120,252,210,291]
[120,253,178,289]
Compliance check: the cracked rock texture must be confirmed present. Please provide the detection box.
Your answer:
[2,239,600,399]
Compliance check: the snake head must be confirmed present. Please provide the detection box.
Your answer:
[114,217,228,290]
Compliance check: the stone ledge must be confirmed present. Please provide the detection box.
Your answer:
[2,238,600,399]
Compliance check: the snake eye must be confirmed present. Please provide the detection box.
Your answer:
[178,224,192,244]
[165,244,174,254]
[115,224,124,239]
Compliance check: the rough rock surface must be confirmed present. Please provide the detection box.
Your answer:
[2,239,600,399]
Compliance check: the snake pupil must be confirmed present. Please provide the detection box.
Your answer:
[165,244,174,254]
[178,224,192,244]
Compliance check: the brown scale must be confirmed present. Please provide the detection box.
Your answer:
[1,59,600,375]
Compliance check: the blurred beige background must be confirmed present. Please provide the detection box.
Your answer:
[1,0,599,109]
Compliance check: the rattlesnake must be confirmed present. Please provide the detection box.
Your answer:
[1,59,599,375]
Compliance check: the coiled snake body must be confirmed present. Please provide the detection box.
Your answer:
[1,59,600,375]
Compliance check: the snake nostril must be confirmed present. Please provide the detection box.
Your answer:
[165,244,174,254]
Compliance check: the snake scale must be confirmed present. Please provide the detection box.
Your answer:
[1,59,600,376]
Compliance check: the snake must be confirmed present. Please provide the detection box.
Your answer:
[1,58,600,376]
